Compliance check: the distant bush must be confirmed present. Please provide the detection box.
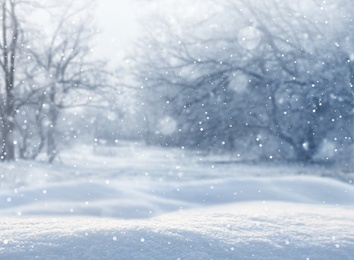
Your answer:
[335,144,354,173]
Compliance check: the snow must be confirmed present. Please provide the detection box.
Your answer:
[1,203,354,259]
[1,143,354,259]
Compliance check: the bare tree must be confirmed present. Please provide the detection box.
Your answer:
[0,0,108,162]
[131,0,354,162]
[25,2,107,162]
[0,0,20,160]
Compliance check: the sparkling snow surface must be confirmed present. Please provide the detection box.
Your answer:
[1,143,353,259]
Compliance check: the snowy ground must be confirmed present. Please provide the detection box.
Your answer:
[1,142,354,259]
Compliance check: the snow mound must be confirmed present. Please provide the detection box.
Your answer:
[1,176,354,218]
[1,202,353,260]
[1,144,353,259]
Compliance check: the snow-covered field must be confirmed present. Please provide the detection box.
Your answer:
[1,142,354,259]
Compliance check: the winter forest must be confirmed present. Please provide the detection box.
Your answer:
[0,0,354,259]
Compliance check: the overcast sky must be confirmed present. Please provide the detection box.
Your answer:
[93,0,204,65]
[94,0,143,63]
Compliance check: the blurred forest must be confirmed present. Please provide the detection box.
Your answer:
[129,0,354,168]
[0,0,353,169]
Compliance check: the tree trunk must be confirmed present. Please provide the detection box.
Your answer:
[47,107,59,163]
[294,146,313,163]
[0,0,18,161]
[2,118,15,160]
